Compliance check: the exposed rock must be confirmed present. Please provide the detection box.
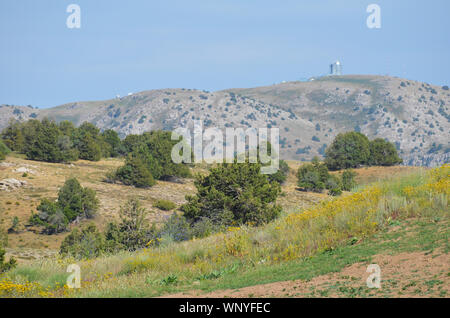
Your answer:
[0,178,29,191]
[14,167,37,174]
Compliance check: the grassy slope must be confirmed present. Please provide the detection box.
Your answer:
[0,159,447,298]
[166,218,449,298]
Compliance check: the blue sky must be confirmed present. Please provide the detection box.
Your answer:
[1,0,449,108]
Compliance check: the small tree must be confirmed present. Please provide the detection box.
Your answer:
[297,167,325,192]
[158,213,191,242]
[0,247,16,273]
[297,157,330,192]
[341,169,357,191]
[58,178,99,221]
[60,223,105,259]
[31,178,98,234]
[1,120,24,151]
[32,198,68,234]
[8,217,20,233]
[182,161,282,227]
[114,154,156,188]
[0,140,10,160]
[369,138,403,166]
[110,198,156,251]
[267,160,290,185]
[325,132,370,170]
[101,129,122,157]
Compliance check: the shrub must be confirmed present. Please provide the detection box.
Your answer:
[0,247,16,273]
[0,140,11,160]
[325,132,370,170]
[57,178,99,221]
[24,118,71,163]
[325,175,342,196]
[31,178,98,234]
[1,120,25,151]
[325,132,402,170]
[154,199,176,211]
[297,168,324,192]
[114,154,156,188]
[106,198,156,251]
[77,133,102,161]
[1,119,120,163]
[59,224,105,259]
[101,129,123,157]
[190,217,217,239]
[31,199,68,234]
[158,214,191,242]
[297,157,329,192]
[341,169,357,191]
[267,160,290,185]
[369,138,403,166]
[112,130,191,188]
[182,161,282,227]
[8,217,20,233]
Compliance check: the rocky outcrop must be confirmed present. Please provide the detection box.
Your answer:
[0,178,29,191]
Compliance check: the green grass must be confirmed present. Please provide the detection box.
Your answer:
[1,165,448,298]
[149,218,449,296]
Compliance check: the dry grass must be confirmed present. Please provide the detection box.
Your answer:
[0,156,323,262]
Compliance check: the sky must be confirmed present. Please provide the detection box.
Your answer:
[0,0,449,108]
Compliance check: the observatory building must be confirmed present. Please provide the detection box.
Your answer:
[330,61,342,76]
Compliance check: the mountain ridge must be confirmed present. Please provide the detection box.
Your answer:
[1,75,449,167]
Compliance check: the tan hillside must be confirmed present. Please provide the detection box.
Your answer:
[1,75,449,167]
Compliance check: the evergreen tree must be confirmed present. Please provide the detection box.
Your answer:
[182,161,282,226]
[369,138,403,166]
[325,132,371,170]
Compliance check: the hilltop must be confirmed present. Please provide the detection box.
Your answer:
[1,75,449,167]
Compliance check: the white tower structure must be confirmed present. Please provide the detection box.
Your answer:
[330,61,343,76]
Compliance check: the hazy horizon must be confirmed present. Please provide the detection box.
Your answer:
[1,0,449,108]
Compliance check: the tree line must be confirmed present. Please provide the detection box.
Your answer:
[1,119,122,162]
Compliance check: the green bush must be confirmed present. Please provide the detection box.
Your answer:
[0,247,16,273]
[341,169,357,191]
[57,178,99,221]
[1,120,25,151]
[105,198,157,251]
[1,119,122,163]
[31,199,68,234]
[325,132,371,170]
[369,138,403,166]
[325,175,342,196]
[101,129,123,157]
[31,178,98,234]
[112,130,191,188]
[297,157,330,192]
[325,132,402,170]
[114,154,156,188]
[267,160,290,185]
[0,140,10,160]
[154,199,176,211]
[158,213,191,242]
[59,224,105,259]
[182,161,282,227]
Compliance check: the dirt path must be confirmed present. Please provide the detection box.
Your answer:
[164,251,449,298]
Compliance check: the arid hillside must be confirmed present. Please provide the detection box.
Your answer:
[1,75,449,167]
[0,154,420,262]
